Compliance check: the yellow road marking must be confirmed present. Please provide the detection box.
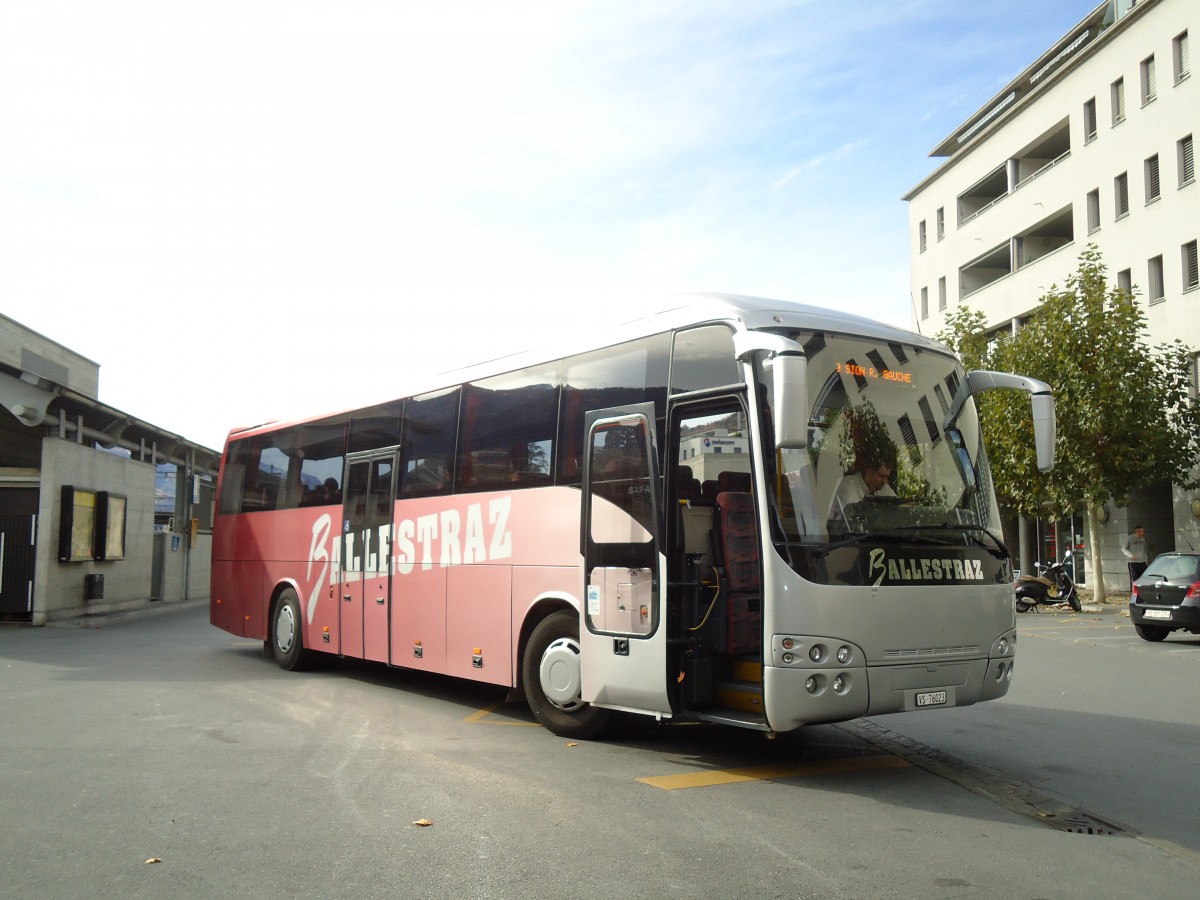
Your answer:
[463,702,541,726]
[638,754,909,790]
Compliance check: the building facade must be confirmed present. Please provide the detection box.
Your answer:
[905,0,1197,590]
[0,313,218,625]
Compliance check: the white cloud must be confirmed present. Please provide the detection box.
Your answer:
[1,0,1089,449]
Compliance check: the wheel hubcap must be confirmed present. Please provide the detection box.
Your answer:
[539,636,583,711]
[275,604,296,654]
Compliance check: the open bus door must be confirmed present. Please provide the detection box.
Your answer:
[337,449,397,662]
[579,404,672,717]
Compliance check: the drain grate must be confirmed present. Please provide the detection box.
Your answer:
[838,720,1131,838]
[1039,812,1124,836]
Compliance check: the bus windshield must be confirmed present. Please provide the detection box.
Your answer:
[763,331,1004,580]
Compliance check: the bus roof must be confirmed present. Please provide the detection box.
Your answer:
[225,293,949,441]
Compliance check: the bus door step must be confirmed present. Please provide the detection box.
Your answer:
[729,657,762,684]
[714,680,763,713]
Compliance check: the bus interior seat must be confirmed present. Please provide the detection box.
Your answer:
[699,480,719,505]
[713,490,762,656]
[717,470,751,494]
[676,466,702,504]
[677,467,713,574]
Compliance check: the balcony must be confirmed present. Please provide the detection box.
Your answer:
[957,119,1071,227]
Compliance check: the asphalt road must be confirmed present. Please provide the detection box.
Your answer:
[1,606,1196,899]
[871,608,1200,864]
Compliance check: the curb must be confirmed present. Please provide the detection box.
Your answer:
[44,597,210,628]
[1079,603,1126,615]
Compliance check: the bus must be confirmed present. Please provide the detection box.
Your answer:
[211,294,1055,739]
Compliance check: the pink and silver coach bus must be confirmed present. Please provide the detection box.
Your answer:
[211,294,1055,738]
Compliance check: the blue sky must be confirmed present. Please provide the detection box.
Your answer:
[1,0,1094,451]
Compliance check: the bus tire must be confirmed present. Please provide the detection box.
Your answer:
[522,611,611,740]
[272,588,313,671]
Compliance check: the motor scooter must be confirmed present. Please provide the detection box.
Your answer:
[1015,550,1081,612]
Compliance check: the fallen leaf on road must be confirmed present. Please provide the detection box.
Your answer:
[412,818,433,827]
[145,858,162,865]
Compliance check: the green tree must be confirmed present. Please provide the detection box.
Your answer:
[938,246,1200,602]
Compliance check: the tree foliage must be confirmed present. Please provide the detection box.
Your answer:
[938,247,1200,598]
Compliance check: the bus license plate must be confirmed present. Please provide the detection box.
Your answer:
[1143,609,1172,620]
[916,690,947,708]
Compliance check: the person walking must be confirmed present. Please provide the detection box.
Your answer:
[1122,524,1149,589]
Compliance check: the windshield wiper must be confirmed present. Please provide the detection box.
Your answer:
[893,523,1010,560]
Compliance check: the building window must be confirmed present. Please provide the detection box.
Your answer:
[938,276,947,311]
[1184,240,1199,293]
[1111,77,1125,125]
[1140,55,1157,105]
[1083,97,1097,142]
[1148,255,1165,303]
[1173,30,1190,84]
[918,220,927,253]
[1117,268,1133,295]
[1114,172,1129,218]
[1145,154,1161,202]
[920,286,928,319]
[936,207,945,241]
[1180,134,1195,186]
[1087,188,1101,232]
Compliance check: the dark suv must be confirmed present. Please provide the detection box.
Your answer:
[1129,552,1200,642]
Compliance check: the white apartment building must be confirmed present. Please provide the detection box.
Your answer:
[905,0,1197,590]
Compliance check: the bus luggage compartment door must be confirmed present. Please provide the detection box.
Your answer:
[588,567,653,635]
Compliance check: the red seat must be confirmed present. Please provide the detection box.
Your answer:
[717,471,752,494]
[714,491,761,655]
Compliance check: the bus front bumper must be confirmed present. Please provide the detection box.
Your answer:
[763,654,1014,733]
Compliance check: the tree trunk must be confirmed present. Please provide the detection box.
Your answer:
[1087,503,1107,604]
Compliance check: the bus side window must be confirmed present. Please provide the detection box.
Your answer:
[296,421,347,507]
[670,326,738,395]
[558,333,671,486]
[400,387,459,498]
[459,366,559,493]
[229,433,293,513]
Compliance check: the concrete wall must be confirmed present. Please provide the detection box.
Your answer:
[159,531,211,602]
[32,437,208,624]
[0,312,100,398]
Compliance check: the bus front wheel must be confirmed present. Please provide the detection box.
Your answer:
[522,611,611,739]
[272,588,313,671]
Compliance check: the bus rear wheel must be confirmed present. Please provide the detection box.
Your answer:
[272,588,313,671]
[522,611,611,739]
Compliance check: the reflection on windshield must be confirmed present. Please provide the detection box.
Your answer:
[761,331,1003,581]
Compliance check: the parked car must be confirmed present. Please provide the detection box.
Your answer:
[1129,552,1200,642]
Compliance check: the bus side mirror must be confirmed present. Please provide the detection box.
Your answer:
[1030,390,1056,474]
[733,330,808,451]
[943,370,1056,473]
[770,353,807,450]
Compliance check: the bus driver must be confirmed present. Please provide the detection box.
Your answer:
[827,457,895,532]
